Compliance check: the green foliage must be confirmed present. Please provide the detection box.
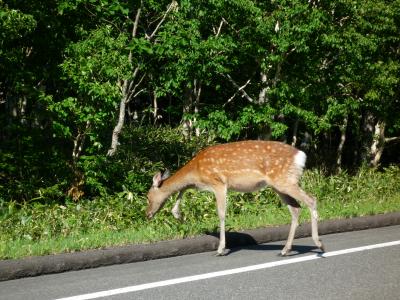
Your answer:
[58,0,130,16]
[154,5,235,97]
[69,126,210,197]
[46,25,128,146]
[197,105,288,140]
[0,1,36,43]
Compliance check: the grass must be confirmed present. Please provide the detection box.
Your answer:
[1,166,400,260]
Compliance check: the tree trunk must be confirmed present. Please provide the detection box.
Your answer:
[336,117,348,171]
[193,79,201,137]
[257,70,271,140]
[182,87,193,140]
[106,2,175,155]
[107,6,141,156]
[68,120,90,201]
[20,96,27,125]
[258,71,268,104]
[182,79,202,139]
[108,88,127,156]
[370,120,385,168]
[360,112,375,165]
[152,91,159,125]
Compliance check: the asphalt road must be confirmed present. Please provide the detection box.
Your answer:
[1,225,399,300]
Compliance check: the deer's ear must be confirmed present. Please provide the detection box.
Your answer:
[161,169,170,180]
[152,172,163,188]
[152,170,170,188]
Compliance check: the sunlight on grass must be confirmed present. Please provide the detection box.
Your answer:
[1,167,400,260]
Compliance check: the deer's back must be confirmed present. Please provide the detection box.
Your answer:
[189,141,303,191]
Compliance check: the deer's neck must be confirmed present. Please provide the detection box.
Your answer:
[160,166,195,196]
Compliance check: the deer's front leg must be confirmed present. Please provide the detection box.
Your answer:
[171,191,184,220]
[214,186,228,256]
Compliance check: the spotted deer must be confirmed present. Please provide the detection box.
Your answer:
[146,140,325,256]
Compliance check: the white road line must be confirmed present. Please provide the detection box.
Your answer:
[55,240,400,300]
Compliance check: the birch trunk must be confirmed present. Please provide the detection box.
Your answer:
[258,71,268,105]
[152,91,159,125]
[193,79,201,137]
[68,120,90,201]
[107,89,128,156]
[107,6,141,156]
[182,79,202,139]
[361,112,375,164]
[257,70,271,140]
[336,117,348,171]
[370,120,385,168]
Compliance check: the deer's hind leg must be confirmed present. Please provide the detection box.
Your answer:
[276,191,301,256]
[280,185,325,253]
[214,185,228,256]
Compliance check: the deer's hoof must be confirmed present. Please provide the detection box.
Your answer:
[215,249,229,256]
[280,247,291,257]
[318,241,326,253]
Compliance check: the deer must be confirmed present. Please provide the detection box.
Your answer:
[146,140,325,256]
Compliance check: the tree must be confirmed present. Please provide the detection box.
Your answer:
[44,26,128,199]
[193,0,327,142]
[153,0,236,138]
[0,0,77,201]
[106,0,178,156]
[319,0,400,167]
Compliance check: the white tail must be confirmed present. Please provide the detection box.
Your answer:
[146,140,324,256]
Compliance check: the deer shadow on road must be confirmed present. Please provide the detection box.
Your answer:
[206,231,321,256]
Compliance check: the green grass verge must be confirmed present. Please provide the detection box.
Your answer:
[1,166,400,260]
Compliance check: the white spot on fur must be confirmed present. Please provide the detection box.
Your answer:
[294,151,306,169]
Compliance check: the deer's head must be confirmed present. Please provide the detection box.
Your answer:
[146,170,170,219]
